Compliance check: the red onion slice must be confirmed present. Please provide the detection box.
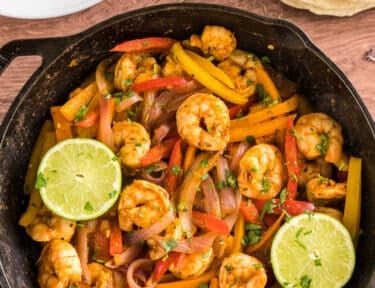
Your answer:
[115,92,143,113]
[201,175,222,217]
[127,258,155,288]
[126,209,175,245]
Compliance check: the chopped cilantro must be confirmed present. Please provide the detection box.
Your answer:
[108,190,117,199]
[314,258,322,266]
[200,158,209,168]
[74,105,88,122]
[241,223,263,247]
[260,176,271,193]
[316,133,329,155]
[201,173,209,181]
[35,172,47,189]
[300,275,312,288]
[244,135,255,145]
[260,200,275,221]
[261,56,271,63]
[295,227,307,250]
[84,201,94,212]
[105,72,114,81]
[171,165,181,175]
[162,239,178,254]
[280,188,287,204]
[145,165,158,174]
[256,84,272,107]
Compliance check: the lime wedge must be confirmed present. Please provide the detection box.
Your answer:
[271,213,355,288]
[37,138,122,221]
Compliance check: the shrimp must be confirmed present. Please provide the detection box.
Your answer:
[189,25,237,61]
[147,218,184,260]
[26,205,76,242]
[112,120,151,168]
[169,248,214,279]
[176,93,230,151]
[38,239,82,288]
[76,263,113,288]
[161,54,186,77]
[218,50,258,97]
[238,144,287,200]
[114,52,159,91]
[295,112,344,164]
[118,179,171,231]
[306,177,346,206]
[299,157,333,186]
[219,253,267,288]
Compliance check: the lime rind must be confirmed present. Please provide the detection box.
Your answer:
[38,138,122,221]
[271,213,355,288]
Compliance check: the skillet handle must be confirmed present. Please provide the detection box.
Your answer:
[0,36,74,76]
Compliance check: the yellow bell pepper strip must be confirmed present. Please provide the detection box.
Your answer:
[254,64,281,102]
[156,271,215,288]
[342,156,362,247]
[230,95,298,128]
[60,81,98,121]
[245,213,285,253]
[50,106,73,142]
[19,130,57,227]
[110,37,177,53]
[171,42,248,104]
[230,114,295,142]
[231,213,245,253]
[23,120,53,195]
[185,50,235,89]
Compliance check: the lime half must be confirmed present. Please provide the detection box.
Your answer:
[37,138,122,221]
[271,213,355,288]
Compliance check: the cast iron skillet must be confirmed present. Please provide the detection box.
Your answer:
[0,3,374,287]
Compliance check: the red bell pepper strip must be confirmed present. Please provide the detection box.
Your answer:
[141,135,180,167]
[131,77,191,92]
[110,37,177,53]
[285,115,300,199]
[164,138,183,196]
[109,221,123,256]
[192,211,230,235]
[91,231,111,262]
[153,252,184,282]
[239,200,260,224]
[97,95,115,150]
[73,109,99,128]
[252,199,314,217]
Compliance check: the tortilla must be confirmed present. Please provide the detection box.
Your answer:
[281,0,375,16]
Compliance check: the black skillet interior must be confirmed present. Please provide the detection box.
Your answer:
[0,3,374,287]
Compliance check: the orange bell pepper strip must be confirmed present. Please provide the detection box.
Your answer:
[285,115,300,199]
[153,252,184,282]
[171,42,248,104]
[245,213,285,253]
[183,144,196,172]
[50,106,73,142]
[164,138,183,196]
[342,156,362,247]
[73,109,99,128]
[131,76,191,92]
[231,213,245,253]
[141,135,180,167]
[110,37,177,53]
[156,271,215,288]
[109,220,123,256]
[97,95,115,150]
[230,114,294,142]
[239,200,261,224]
[230,95,298,128]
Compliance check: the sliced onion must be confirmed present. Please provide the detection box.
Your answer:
[126,209,175,245]
[96,55,118,95]
[172,232,218,254]
[223,188,242,230]
[141,89,157,130]
[178,152,221,234]
[152,122,176,144]
[201,175,222,217]
[148,80,203,124]
[229,141,249,173]
[140,161,168,185]
[105,244,143,268]
[216,156,236,216]
[127,258,155,288]
[115,92,143,113]
[75,226,89,282]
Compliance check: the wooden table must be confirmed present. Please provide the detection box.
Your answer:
[0,0,374,124]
